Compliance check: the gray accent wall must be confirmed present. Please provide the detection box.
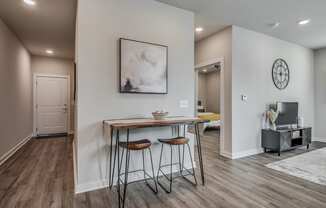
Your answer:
[198,73,207,108]
[196,26,315,158]
[198,71,220,113]
[75,0,194,192]
[0,18,32,160]
[232,26,314,155]
[314,48,326,140]
[206,71,220,113]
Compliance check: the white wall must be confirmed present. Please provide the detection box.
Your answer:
[76,0,194,192]
[314,48,326,141]
[0,18,32,162]
[232,26,314,156]
[195,27,232,156]
[32,55,75,133]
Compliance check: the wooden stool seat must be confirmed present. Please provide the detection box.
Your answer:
[119,139,151,150]
[158,137,189,145]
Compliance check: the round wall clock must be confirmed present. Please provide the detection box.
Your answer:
[272,58,290,90]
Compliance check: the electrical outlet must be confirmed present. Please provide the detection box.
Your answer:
[179,100,189,108]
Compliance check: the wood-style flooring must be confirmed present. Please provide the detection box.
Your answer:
[0,137,74,207]
[0,131,326,208]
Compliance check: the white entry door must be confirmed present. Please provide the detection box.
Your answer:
[35,75,69,136]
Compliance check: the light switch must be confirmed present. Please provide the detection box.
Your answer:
[241,95,248,102]
[179,100,189,108]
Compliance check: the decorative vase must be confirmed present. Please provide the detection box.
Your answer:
[267,107,279,130]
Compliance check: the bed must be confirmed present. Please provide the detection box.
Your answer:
[197,112,221,132]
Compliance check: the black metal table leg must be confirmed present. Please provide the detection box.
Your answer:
[110,130,119,189]
[195,123,205,185]
[108,128,114,188]
[121,129,130,208]
[116,130,121,208]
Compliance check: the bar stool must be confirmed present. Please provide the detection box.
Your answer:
[157,136,197,193]
[118,139,158,208]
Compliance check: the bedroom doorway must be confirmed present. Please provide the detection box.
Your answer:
[195,58,224,156]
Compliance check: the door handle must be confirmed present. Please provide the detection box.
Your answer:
[62,107,68,113]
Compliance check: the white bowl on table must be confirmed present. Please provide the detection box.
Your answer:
[152,111,169,120]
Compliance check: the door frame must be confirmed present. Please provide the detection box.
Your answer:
[33,74,71,137]
[195,57,225,157]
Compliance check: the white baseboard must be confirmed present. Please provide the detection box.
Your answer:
[75,180,109,194]
[73,140,78,194]
[75,164,194,194]
[220,150,232,159]
[0,134,33,167]
[313,137,326,142]
[220,148,264,159]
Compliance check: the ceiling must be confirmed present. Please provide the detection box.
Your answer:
[0,0,77,59]
[157,0,326,49]
[0,0,324,58]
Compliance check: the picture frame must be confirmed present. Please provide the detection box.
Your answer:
[119,38,168,94]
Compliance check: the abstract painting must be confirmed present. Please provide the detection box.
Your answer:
[119,38,168,94]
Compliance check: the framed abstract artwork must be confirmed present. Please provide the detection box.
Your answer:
[119,38,168,94]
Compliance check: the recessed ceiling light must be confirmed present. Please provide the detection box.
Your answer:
[195,27,204,32]
[23,0,36,6]
[298,19,310,25]
[202,69,207,72]
[46,49,54,54]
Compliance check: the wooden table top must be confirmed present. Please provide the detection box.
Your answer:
[103,116,202,129]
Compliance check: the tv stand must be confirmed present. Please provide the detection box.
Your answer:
[262,127,311,156]
[276,126,291,131]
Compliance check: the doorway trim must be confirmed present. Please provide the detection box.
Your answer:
[195,57,225,157]
[33,73,71,137]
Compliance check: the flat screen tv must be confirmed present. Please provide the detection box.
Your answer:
[275,102,298,126]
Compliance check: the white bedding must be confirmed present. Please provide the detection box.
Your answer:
[201,116,221,132]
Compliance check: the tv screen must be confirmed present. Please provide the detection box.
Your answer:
[275,102,298,126]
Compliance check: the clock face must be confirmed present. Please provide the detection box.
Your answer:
[272,59,290,90]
